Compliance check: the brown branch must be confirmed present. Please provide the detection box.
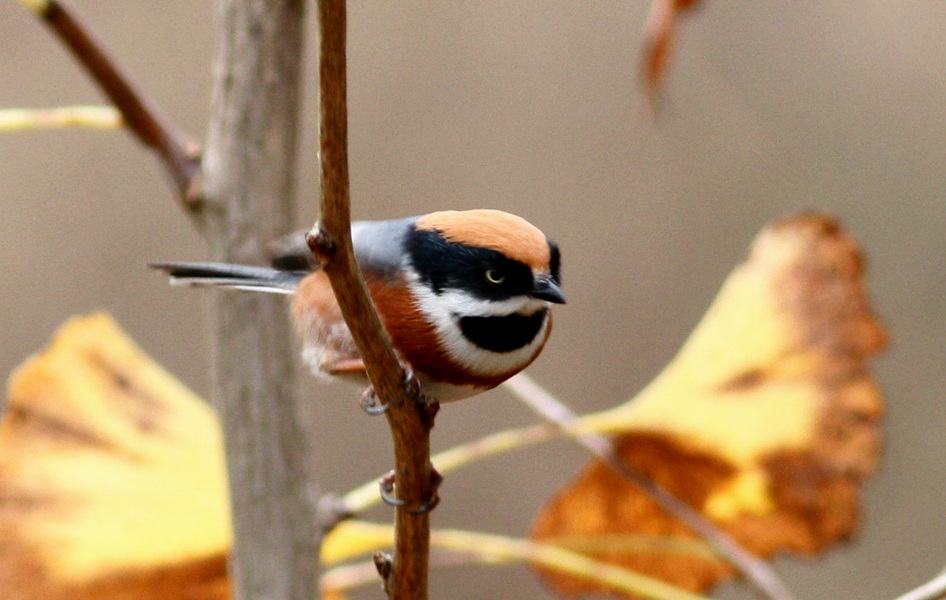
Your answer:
[504,374,797,600]
[314,1,432,599]
[30,0,202,208]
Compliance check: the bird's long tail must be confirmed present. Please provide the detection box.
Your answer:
[149,262,305,294]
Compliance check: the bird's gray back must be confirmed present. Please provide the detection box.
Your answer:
[267,216,418,279]
[351,216,418,280]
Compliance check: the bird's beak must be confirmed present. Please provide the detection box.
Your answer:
[531,277,566,304]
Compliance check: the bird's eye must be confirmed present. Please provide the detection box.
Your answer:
[485,269,505,285]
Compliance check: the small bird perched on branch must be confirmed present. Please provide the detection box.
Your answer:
[152,209,564,402]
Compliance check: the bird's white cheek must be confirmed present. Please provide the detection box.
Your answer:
[431,289,546,317]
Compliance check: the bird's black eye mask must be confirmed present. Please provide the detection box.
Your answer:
[406,229,535,301]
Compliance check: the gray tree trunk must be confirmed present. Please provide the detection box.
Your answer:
[201,1,318,599]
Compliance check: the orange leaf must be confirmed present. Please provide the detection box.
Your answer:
[0,313,232,600]
[532,215,886,597]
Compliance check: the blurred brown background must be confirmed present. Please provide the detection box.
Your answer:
[2,2,945,599]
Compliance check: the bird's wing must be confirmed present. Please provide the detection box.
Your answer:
[266,231,318,271]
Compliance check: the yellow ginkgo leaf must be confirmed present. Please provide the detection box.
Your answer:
[533,215,886,597]
[0,313,232,600]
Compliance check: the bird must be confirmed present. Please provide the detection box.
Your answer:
[151,209,564,403]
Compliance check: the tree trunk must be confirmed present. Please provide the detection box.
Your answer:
[201,1,317,599]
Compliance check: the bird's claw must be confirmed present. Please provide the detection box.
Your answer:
[379,466,444,514]
[360,386,389,415]
[359,366,421,416]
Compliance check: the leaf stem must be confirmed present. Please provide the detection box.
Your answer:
[891,570,946,600]
[335,422,559,519]
[320,521,715,600]
[504,373,797,600]
[0,105,121,131]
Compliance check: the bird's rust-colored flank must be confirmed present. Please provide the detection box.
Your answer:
[416,210,552,271]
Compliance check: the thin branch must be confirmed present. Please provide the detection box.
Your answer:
[315,1,432,598]
[0,105,121,131]
[891,571,946,600]
[19,0,202,209]
[503,373,797,600]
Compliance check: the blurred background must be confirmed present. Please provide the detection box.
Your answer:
[2,1,945,598]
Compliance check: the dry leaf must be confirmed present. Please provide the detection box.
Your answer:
[641,0,703,108]
[0,313,232,600]
[532,215,886,597]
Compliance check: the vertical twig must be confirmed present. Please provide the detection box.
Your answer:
[202,1,317,600]
[315,1,432,598]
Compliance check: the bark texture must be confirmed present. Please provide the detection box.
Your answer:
[202,1,317,599]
